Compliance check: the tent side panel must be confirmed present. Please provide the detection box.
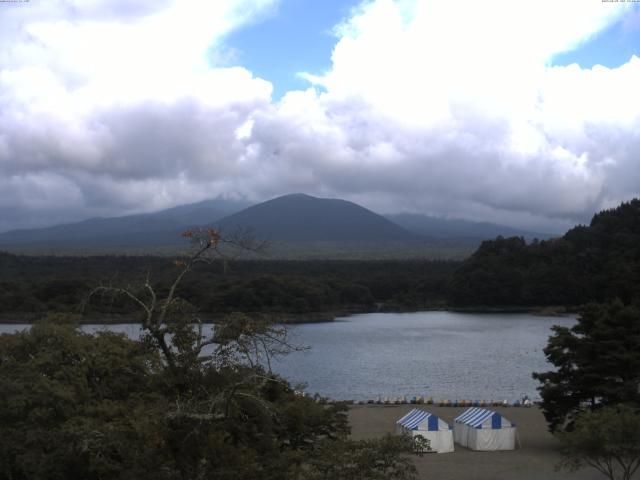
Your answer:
[471,428,516,451]
[435,430,455,453]
[467,427,479,450]
[453,423,470,447]
[411,431,454,453]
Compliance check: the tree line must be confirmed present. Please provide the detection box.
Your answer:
[2,200,640,319]
[448,199,640,307]
[0,254,457,319]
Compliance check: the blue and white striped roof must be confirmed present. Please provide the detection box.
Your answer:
[397,409,447,431]
[454,407,512,429]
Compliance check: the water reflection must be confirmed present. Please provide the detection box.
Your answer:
[0,311,574,401]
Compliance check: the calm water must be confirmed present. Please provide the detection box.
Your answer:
[0,312,574,401]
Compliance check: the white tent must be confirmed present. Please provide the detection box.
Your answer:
[453,407,516,451]
[396,408,454,453]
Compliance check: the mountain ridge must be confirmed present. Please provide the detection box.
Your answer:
[0,197,249,249]
[0,193,555,254]
[213,193,416,242]
[386,213,554,241]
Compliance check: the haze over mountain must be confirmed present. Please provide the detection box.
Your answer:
[0,193,555,255]
[0,198,249,250]
[386,214,555,241]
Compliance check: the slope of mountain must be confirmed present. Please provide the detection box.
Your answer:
[449,198,640,306]
[0,197,249,249]
[146,198,250,226]
[386,213,555,240]
[0,193,555,256]
[214,194,416,242]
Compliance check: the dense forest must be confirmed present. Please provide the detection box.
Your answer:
[1,199,639,320]
[448,199,640,307]
[0,254,457,320]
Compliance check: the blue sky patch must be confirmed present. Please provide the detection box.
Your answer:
[552,5,640,69]
[222,0,359,99]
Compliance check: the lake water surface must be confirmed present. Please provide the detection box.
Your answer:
[0,311,574,401]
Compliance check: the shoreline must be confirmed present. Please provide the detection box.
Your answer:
[0,305,577,325]
[0,310,348,325]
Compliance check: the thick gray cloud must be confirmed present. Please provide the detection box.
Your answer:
[0,0,639,234]
[243,93,609,232]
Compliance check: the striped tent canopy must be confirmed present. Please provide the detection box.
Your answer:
[454,407,514,429]
[397,409,450,431]
[397,409,455,453]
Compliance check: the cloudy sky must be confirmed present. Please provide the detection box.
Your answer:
[1,0,639,233]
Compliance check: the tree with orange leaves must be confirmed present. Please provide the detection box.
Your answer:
[86,227,271,371]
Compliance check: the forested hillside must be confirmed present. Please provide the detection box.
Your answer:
[3,199,639,318]
[449,199,640,307]
[0,254,456,320]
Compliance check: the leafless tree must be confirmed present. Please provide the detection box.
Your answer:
[84,228,302,372]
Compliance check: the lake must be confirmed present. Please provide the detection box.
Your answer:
[0,311,574,401]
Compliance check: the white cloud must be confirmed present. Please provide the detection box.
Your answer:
[265,0,640,229]
[0,0,276,229]
[0,0,639,233]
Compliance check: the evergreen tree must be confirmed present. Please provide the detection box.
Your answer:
[533,299,640,432]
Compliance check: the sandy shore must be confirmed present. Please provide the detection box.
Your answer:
[348,405,609,480]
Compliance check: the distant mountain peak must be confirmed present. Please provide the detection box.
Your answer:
[0,192,558,254]
[279,192,314,199]
[263,193,340,203]
[214,194,415,242]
